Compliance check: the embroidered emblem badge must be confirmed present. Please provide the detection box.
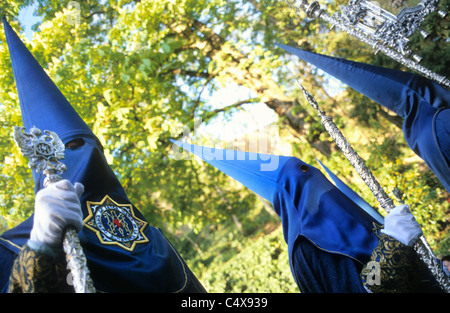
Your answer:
[84,195,149,251]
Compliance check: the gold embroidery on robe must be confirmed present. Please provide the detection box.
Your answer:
[361,233,420,293]
[8,244,74,293]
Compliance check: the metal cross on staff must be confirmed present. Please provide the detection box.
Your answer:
[297,82,450,292]
[13,126,95,293]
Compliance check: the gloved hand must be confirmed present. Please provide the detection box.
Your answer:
[29,179,84,249]
[381,204,423,247]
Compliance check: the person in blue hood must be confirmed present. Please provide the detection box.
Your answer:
[0,18,205,293]
[171,141,445,292]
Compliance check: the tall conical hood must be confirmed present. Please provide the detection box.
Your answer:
[277,43,450,118]
[171,140,380,264]
[2,17,95,144]
[171,139,290,202]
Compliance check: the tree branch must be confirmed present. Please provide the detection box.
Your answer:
[201,98,258,121]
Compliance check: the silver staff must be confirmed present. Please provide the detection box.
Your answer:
[285,0,450,89]
[13,126,95,293]
[298,83,450,292]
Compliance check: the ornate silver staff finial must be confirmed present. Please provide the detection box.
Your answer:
[297,82,450,292]
[13,126,67,187]
[13,126,96,293]
[285,0,450,89]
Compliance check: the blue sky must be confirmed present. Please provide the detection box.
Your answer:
[18,1,42,40]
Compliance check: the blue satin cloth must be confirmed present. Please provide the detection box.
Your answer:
[315,159,384,225]
[0,137,205,293]
[278,44,450,192]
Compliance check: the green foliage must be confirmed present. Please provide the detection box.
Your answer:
[200,227,298,293]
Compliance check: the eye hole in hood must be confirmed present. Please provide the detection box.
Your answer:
[65,138,85,149]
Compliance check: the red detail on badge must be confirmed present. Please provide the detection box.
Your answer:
[84,195,149,251]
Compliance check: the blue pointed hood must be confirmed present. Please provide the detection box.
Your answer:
[2,17,96,144]
[0,19,201,293]
[171,139,289,202]
[278,43,450,192]
[172,140,380,265]
[277,43,449,118]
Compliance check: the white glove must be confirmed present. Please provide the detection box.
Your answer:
[381,204,423,247]
[30,179,84,249]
